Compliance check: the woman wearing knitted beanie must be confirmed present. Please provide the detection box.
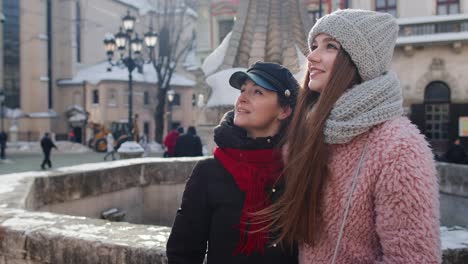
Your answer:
[260,9,441,263]
[166,62,299,263]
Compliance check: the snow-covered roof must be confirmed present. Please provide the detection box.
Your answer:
[114,0,198,18]
[396,31,468,46]
[205,68,245,108]
[28,110,59,118]
[397,13,468,25]
[115,0,155,15]
[57,61,195,87]
[183,48,201,71]
[202,32,231,76]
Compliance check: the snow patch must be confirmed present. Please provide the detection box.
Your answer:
[294,44,308,83]
[397,31,468,45]
[202,32,232,76]
[205,68,245,107]
[397,13,468,25]
[441,226,468,250]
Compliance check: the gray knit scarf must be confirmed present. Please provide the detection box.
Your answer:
[324,71,403,144]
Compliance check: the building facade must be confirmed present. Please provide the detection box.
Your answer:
[1,0,198,144]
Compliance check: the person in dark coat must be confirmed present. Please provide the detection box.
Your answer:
[173,126,203,157]
[444,138,467,164]
[167,62,299,263]
[0,130,7,160]
[164,126,184,157]
[40,132,58,169]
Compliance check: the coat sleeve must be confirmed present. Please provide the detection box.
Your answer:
[166,161,211,264]
[373,133,441,264]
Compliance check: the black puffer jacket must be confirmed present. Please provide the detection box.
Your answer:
[166,111,297,264]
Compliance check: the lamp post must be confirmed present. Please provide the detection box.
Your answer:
[166,89,175,132]
[0,90,4,132]
[103,10,158,141]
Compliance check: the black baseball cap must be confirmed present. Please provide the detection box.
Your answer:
[229,61,299,101]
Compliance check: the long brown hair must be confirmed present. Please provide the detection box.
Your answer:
[257,48,361,248]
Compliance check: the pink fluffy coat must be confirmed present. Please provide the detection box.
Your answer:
[299,117,441,263]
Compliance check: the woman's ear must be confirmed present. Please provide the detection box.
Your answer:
[278,106,292,121]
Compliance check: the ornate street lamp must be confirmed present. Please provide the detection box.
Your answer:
[144,28,158,49]
[122,10,136,33]
[103,10,159,158]
[104,10,159,141]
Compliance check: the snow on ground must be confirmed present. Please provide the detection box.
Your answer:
[6,141,165,155]
[441,226,468,250]
[7,141,92,153]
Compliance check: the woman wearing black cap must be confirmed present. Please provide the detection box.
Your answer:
[166,62,299,263]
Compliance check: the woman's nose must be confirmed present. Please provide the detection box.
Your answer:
[307,49,320,63]
[237,90,248,103]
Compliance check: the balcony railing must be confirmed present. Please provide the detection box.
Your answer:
[396,13,468,46]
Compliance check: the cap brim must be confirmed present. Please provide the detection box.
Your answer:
[229,71,277,91]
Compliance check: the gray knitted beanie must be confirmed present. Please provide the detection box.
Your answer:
[308,9,399,81]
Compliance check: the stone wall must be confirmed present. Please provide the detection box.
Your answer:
[0,157,201,264]
[0,159,468,263]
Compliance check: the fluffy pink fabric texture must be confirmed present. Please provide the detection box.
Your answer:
[299,117,441,264]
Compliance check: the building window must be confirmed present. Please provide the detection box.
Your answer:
[3,0,21,108]
[75,1,82,63]
[192,94,196,106]
[218,19,234,44]
[170,93,181,106]
[92,89,99,104]
[143,122,150,138]
[375,0,397,17]
[424,81,450,140]
[437,0,459,15]
[144,91,150,105]
[107,89,117,106]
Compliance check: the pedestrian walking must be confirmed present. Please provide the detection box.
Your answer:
[103,132,116,161]
[0,130,7,160]
[173,126,203,157]
[258,9,440,263]
[40,132,58,169]
[167,62,299,263]
[444,138,467,164]
[164,126,183,157]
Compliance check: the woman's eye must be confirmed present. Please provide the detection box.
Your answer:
[310,45,318,51]
[254,89,263,95]
[327,43,338,50]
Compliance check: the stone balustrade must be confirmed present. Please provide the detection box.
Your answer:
[0,158,467,263]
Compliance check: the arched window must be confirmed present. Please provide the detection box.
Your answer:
[424,81,450,140]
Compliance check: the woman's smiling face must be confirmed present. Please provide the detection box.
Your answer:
[234,79,290,138]
[307,33,341,93]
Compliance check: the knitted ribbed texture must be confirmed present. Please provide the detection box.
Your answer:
[324,71,403,144]
[308,9,399,81]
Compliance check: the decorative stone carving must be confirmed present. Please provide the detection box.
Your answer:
[430,57,446,71]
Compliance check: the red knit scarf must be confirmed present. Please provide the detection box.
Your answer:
[213,146,283,256]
